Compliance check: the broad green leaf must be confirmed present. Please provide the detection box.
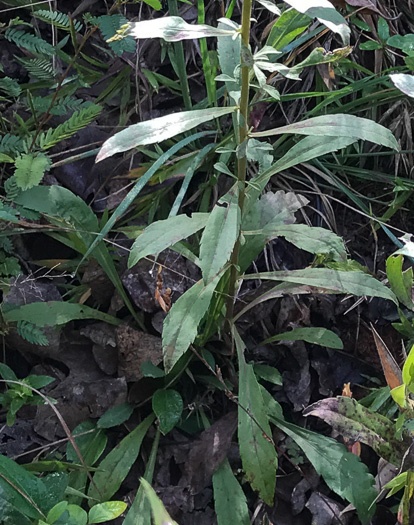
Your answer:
[139,478,179,525]
[97,403,134,429]
[266,8,311,50]
[217,19,241,101]
[283,0,350,44]
[258,223,346,262]
[65,505,87,525]
[4,301,120,327]
[304,396,408,466]
[242,268,398,304]
[253,364,282,385]
[199,187,240,283]
[96,107,236,161]
[263,327,343,349]
[14,153,51,190]
[46,501,68,524]
[88,414,154,502]
[128,213,209,268]
[235,331,277,505]
[213,459,250,525]
[152,389,183,435]
[264,392,377,523]
[88,502,127,523]
[403,345,414,391]
[386,255,414,309]
[127,16,235,41]
[163,270,224,373]
[390,73,414,98]
[252,114,399,151]
[142,0,162,9]
[0,454,47,520]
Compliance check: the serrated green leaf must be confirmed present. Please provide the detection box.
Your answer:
[96,107,236,161]
[128,213,209,268]
[163,270,224,373]
[14,153,51,190]
[242,268,398,304]
[213,459,250,525]
[263,327,343,349]
[88,501,127,523]
[199,187,240,283]
[235,331,277,505]
[152,389,183,435]
[252,114,399,151]
[88,414,154,502]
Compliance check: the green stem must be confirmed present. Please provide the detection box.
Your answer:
[168,0,192,110]
[226,0,252,329]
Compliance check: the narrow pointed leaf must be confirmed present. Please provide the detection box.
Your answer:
[263,327,343,349]
[96,107,236,162]
[283,0,350,44]
[264,391,377,523]
[235,331,277,505]
[199,187,240,283]
[242,268,397,304]
[88,414,154,502]
[213,460,250,525]
[128,16,235,42]
[128,213,209,268]
[252,114,399,151]
[371,324,402,390]
[139,478,179,525]
[163,271,224,373]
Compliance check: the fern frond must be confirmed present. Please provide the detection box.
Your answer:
[5,28,55,55]
[14,153,51,190]
[16,57,56,81]
[0,134,25,155]
[93,14,136,55]
[37,104,102,150]
[17,321,49,346]
[34,10,83,32]
[0,77,21,97]
[27,95,92,116]
[4,177,21,201]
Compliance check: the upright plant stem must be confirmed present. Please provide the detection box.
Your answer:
[226,0,252,329]
[168,0,192,110]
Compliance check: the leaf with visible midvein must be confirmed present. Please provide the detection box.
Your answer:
[263,327,343,349]
[242,268,397,304]
[199,187,240,283]
[235,330,277,505]
[251,114,399,151]
[263,390,377,524]
[283,0,350,44]
[213,459,250,525]
[128,213,209,268]
[127,16,236,42]
[163,271,224,373]
[96,107,236,162]
[88,414,154,502]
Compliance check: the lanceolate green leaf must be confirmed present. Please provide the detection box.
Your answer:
[213,460,250,525]
[263,391,377,524]
[4,301,120,327]
[263,327,343,349]
[88,414,155,502]
[266,9,311,50]
[128,213,209,268]
[127,16,236,42]
[96,107,236,162]
[199,187,240,283]
[242,268,397,304]
[283,0,350,44]
[235,330,277,506]
[163,270,224,373]
[251,114,399,151]
[139,479,179,525]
